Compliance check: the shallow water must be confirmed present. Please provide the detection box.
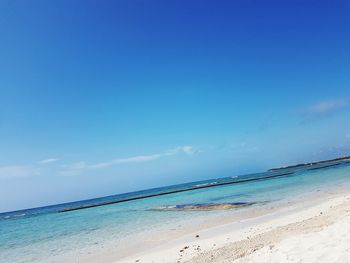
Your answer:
[1,161,350,262]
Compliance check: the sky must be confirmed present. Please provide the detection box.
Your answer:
[0,0,350,212]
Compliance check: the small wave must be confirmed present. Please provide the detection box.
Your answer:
[14,213,26,217]
[194,182,218,187]
[1,213,26,220]
[153,205,177,210]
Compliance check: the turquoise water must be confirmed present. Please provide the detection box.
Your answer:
[1,161,350,262]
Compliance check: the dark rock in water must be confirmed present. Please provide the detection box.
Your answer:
[151,202,256,211]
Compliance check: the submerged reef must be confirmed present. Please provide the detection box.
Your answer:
[150,202,257,211]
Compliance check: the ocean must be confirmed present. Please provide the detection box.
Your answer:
[1,160,350,262]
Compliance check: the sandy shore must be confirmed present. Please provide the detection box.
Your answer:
[115,190,350,263]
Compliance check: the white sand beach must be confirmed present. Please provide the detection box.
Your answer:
[113,190,350,263]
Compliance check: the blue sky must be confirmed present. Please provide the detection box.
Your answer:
[0,0,350,212]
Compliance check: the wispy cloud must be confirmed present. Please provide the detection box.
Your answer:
[181,145,197,155]
[60,146,198,176]
[38,158,60,165]
[305,99,348,115]
[0,146,200,178]
[300,98,349,124]
[0,165,40,179]
[215,142,260,154]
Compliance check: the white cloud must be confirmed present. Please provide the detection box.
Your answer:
[1,146,200,177]
[0,166,40,179]
[60,146,198,176]
[181,146,196,155]
[114,154,163,164]
[38,158,60,164]
[305,99,348,115]
[162,146,197,156]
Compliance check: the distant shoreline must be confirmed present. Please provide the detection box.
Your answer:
[268,155,350,172]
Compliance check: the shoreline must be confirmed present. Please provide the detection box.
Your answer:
[110,185,350,263]
[5,168,350,263]
[268,156,350,172]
